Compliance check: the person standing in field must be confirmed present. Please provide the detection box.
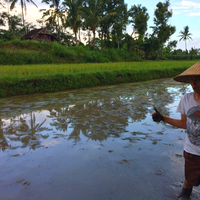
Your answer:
[152,61,200,199]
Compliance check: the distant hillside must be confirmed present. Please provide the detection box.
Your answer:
[0,40,141,65]
[1,40,200,65]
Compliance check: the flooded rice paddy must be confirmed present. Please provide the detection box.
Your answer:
[0,78,200,200]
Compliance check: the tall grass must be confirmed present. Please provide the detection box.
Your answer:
[1,40,199,65]
[0,60,198,97]
[0,40,142,65]
[0,60,197,79]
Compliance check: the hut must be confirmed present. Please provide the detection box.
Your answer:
[20,28,59,42]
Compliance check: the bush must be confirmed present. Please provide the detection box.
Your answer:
[165,55,200,60]
[51,42,76,62]
[0,50,53,65]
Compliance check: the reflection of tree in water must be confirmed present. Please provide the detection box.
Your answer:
[176,84,190,96]
[49,87,174,143]
[49,98,130,143]
[0,119,9,151]
[0,112,50,151]
[0,79,188,148]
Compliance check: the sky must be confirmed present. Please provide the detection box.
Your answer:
[3,0,200,50]
[124,0,200,50]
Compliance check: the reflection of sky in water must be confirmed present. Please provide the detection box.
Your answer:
[0,79,192,152]
[166,84,192,114]
[2,79,199,200]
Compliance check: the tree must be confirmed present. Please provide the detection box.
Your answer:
[97,0,123,47]
[178,25,192,51]
[129,4,149,38]
[80,0,112,49]
[122,33,134,52]
[9,0,37,30]
[0,11,6,26]
[140,35,160,60]
[63,0,83,45]
[40,0,65,40]
[1,12,24,34]
[111,1,128,49]
[151,0,176,53]
[167,40,177,49]
[0,12,26,40]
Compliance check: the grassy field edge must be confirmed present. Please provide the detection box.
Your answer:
[0,66,189,97]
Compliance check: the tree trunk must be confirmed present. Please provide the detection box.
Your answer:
[92,29,95,50]
[21,4,25,33]
[185,40,187,51]
[117,37,119,49]
[75,31,78,46]
[78,28,81,43]
[145,51,149,60]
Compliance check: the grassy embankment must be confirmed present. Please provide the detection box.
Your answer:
[1,40,200,65]
[0,60,197,97]
[0,40,140,65]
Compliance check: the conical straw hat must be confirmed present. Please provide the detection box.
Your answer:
[173,61,200,83]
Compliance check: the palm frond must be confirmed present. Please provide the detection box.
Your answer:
[10,0,18,10]
[29,0,38,8]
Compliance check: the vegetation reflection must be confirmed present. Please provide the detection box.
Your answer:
[0,80,191,151]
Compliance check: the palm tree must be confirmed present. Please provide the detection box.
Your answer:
[9,0,37,31]
[40,0,65,40]
[178,25,192,51]
[80,0,115,49]
[63,0,83,46]
[80,0,102,49]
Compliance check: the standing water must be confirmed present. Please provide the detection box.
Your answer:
[0,78,199,200]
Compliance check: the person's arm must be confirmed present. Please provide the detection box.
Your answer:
[152,108,187,129]
[163,114,187,129]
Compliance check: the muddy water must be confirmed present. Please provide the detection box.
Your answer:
[0,79,200,200]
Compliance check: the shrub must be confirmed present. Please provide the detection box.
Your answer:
[51,42,76,62]
[0,50,53,65]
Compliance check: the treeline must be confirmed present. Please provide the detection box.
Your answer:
[0,40,140,65]
[1,40,200,65]
[0,0,199,61]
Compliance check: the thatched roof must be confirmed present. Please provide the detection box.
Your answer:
[20,28,59,41]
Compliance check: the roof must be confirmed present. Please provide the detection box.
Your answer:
[20,28,44,40]
[20,28,59,41]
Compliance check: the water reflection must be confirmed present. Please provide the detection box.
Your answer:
[0,112,51,151]
[0,79,191,151]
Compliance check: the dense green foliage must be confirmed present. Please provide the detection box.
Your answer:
[1,0,191,58]
[0,60,197,97]
[129,4,149,37]
[165,55,200,60]
[0,40,199,65]
[0,40,142,65]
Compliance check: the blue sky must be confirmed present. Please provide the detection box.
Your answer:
[6,0,200,50]
[124,0,200,50]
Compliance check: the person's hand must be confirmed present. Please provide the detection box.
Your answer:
[152,107,164,122]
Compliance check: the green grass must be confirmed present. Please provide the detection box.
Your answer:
[0,60,198,97]
[0,60,197,80]
[1,40,200,65]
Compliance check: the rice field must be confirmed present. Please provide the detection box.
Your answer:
[0,60,199,97]
[0,60,197,79]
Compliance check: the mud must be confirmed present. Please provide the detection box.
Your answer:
[0,78,200,200]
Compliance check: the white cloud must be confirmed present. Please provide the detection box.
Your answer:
[177,37,200,50]
[173,11,181,14]
[172,0,200,15]
[24,4,45,25]
[180,0,200,8]
[2,2,47,26]
[189,12,200,16]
